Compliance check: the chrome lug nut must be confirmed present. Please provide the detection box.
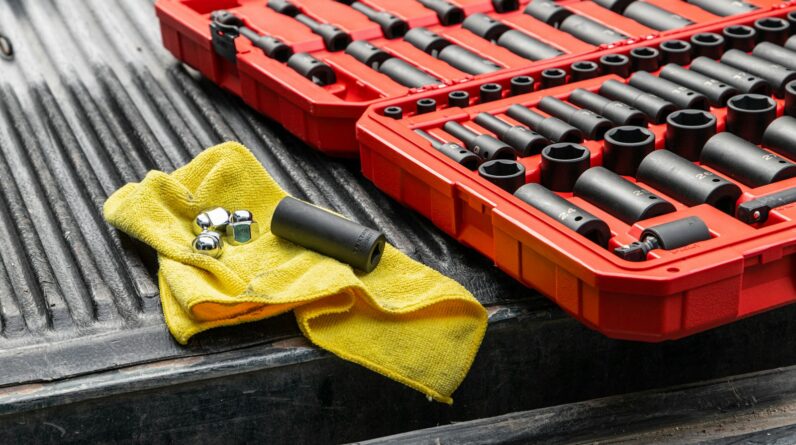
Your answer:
[226,210,260,245]
[193,207,230,235]
[192,230,223,258]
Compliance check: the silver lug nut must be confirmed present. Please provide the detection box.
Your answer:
[193,207,230,235]
[226,210,260,245]
[192,230,223,258]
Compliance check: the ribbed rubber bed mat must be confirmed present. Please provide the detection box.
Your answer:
[0,0,538,387]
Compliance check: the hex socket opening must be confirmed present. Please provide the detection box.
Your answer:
[662,40,688,50]
[724,25,754,37]
[482,83,501,91]
[546,143,588,161]
[728,94,775,112]
[631,47,658,58]
[449,91,468,99]
[543,68,566,79]
[669,110,715,128]
[756,17,788,30]
[512,76,533,85]
[693,33,720,44]
[481,160,522,176]
[573,61,597,70]
[606,127,653,145]
[601,54,628,65]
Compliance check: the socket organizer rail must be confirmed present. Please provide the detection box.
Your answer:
[358,4,796,341]
[154,0,771,156]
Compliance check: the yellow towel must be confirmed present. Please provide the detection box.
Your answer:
[103,142,487,403]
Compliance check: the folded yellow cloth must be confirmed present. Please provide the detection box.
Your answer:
[103,142,487,403]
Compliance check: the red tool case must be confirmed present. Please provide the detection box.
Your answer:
[156,0,796,341]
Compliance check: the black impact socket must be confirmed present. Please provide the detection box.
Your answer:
[443,121,517,160]
[541,68,567,89]
[507,105,585,143]
[762,116,796,160]
[622,1,693,31]
[660,40,693,66]
[514,183,611,247]
[479,160,526,193]
[474,113,549,157]
[345,41,442,88]
[722,25,756,52]
[665,109,717,161]
[752,42,796,72]
[726,94,777,144]
[559,14,629,45]
[538,96,614,140]
[599,54,630,78]
[462,13,511,42]
[265,0,353,52]
[417,0,464,25]
[415,129,481,170]
[690,32,725,59]
[630,47,661,72]
[570,60,600,82]
[701,132,796,187]
[384,106,403,119]
[404,28,503,75]
[636,150,741,214]
[480,83,503,103]
[686,0,757,17]
[510,76,534,96]
[786,80,796,117]
[493,0,520,13]
[615,216,712,261]
[346,1,408,38]
[463,13,564,61]
[629,71,710,111]
[689,57,771,95]
[573,167,676,224]
[569,89,648,127]
[600,79,676,124]
[755,17,790,47]
[721,50,796,97]
[271,196,386,272]
[602,126,656,176]
[286,53,337,85]
[416,98,437,114]
[448,90,470,108]
[659,64,738,107]
[540,143,591,192]
[592,0,634,13]
[524,0,572,27]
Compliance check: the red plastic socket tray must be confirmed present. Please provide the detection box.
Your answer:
[155,0,757,156]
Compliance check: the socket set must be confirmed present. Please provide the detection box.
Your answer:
[359,5,796,341]
[154,0,778,156]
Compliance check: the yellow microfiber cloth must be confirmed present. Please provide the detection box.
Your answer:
[103,141,487,403]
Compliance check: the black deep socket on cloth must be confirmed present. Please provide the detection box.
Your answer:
[514,183,611,247]
[404,27,502,75]
[335,1,408,38]
[686,0,757,17]
[614,216,712,262]
[637,150,741,214]
[630,47,661,72]
[345,41,441,88]
[416,98,437,114]
[478,160,526,193]
[569,88,648,127]
[415,129,481,170]
[474,113,549,157]
[602,126,655,176]
[762,116,796,160]
[622,1,693,31]
[267,0,351,51]
[689,57,771,95]
[574,167,676,224]
[287,53,337,85]
[462,13,563,61]
[752,43,796,73]
[600,79,676,124]
[541,69,567,89]
[417,0,464,25]
[480,83,503,103]
[538,96,613,140]
[701,132,796,187]
[721,50,796,97]
[722,25,756,51]
[448,90,470,107]
[660,40,693,66]
[726,94,777,144]
[786,80,796,116]
[210,10,293,62]
[665,109,717,161]
[271,197,387,272]
[443,121,517,160]
[659,64,738,107]
[755,17,790,47]
[628,71,709,111]
[690,33,725,59]
[524,0,628,45]
[599,54,630,78]
[570,61,600,82]
[384,106,402,119]
[507,105,585,143]
[510,76,534,96]
[540,143,591,192]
